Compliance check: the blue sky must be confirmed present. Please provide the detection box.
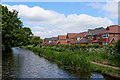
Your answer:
[2,2,118,38]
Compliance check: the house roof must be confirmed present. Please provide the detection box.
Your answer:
[76,39,88,44]
[98,25,120,34]
[76,32,87,37]
[58,35,66,40]
[87,27,104,35]
[92,39,99,43]
[52,37,58,40]
[67,33,79,38]
[44,38,52,41]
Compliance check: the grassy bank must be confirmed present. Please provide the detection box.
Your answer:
[20,44,120,75]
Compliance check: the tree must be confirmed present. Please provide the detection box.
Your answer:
[114,40,120,54]
[30,36,43,46]
[1,5,33,51]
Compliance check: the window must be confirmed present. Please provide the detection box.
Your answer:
[102,34,109,38]
[49,41,51,43]
[57,40,60,42]
[90,36,93,40]
[102,42,108,45]
[87,36,93,40]
[67,39,70,41]
[92,42,98,45]
[97,35,100,39]
[76,37,80,40]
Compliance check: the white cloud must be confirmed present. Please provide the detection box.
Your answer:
[102,2,118,19]
[87,2,118,19]
[31,26,45,30]
[3,4,114,38]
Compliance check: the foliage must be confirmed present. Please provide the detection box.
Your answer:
[21,45,120,74]
[1,5,37,51]
[114,40,120,54]
[30,36,43,47]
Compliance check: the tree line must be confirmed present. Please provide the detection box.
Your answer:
[1,4,43,51]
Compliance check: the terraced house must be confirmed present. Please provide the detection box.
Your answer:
[86,27,105,45]
[97,25,120,45]
[66,33,79,44]
[44,25,120,45]
[44,38,52,44]
[57,35,67,44]
[51,37,58,44]
[75,32,88,45]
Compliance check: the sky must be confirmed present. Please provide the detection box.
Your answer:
[2,1,119,38]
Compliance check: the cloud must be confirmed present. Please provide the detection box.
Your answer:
[3,4,114,38]
[87,2,118,19]
[102,2,118,19]
[31,26,45,30]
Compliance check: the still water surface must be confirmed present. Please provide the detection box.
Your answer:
[2,47,108,79]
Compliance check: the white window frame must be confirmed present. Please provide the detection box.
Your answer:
[102,34,109,38]
[67,39,70,41]
[57,40,60,43]
[102,42,108,45]
[76,37,80,40]
[49,41,52,43]
[97,35,100,39]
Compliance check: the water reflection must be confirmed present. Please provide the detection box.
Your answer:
[3,47,106,79]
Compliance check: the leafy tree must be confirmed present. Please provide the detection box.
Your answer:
[1,5,33,51]
[30,36,43,47]
[114,40,120,54]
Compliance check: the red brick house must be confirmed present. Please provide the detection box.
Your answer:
[86,27,104,45]
[57,35,67,44]
[66,33,79,44]
[43,25,120,45]
[75,32,88,45]
[51,37,58,44]
[44,38,52,44]
[98,25,120,45]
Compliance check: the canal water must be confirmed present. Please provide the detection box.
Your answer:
[2,47,108,79]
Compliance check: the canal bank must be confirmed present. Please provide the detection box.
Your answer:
[2,47,109,79]
[20,46,120,80]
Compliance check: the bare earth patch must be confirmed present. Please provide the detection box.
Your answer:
[91,61,120,70]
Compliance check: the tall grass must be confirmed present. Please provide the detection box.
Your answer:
[21,44,120,74]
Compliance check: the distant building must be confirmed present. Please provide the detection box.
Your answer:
[57,35,67,44]
[51,37,58,44]
[44,38,52,44]
[66,33,79,44]
[98,25,120,45]
[43,25,120,45]
[86,27,104,45]
[75,32,88,45]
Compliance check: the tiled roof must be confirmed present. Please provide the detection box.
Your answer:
[58,35,66,40]
[92,39,99,43]
[76,39,88,44]
[44,38,52,41]
[67,33,79,38]
[76,32,87,37]
[52,37,58,40]
[87,27,104,35]
[98,25,120,34]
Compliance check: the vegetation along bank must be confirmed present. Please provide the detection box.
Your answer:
[21,40,120,79]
